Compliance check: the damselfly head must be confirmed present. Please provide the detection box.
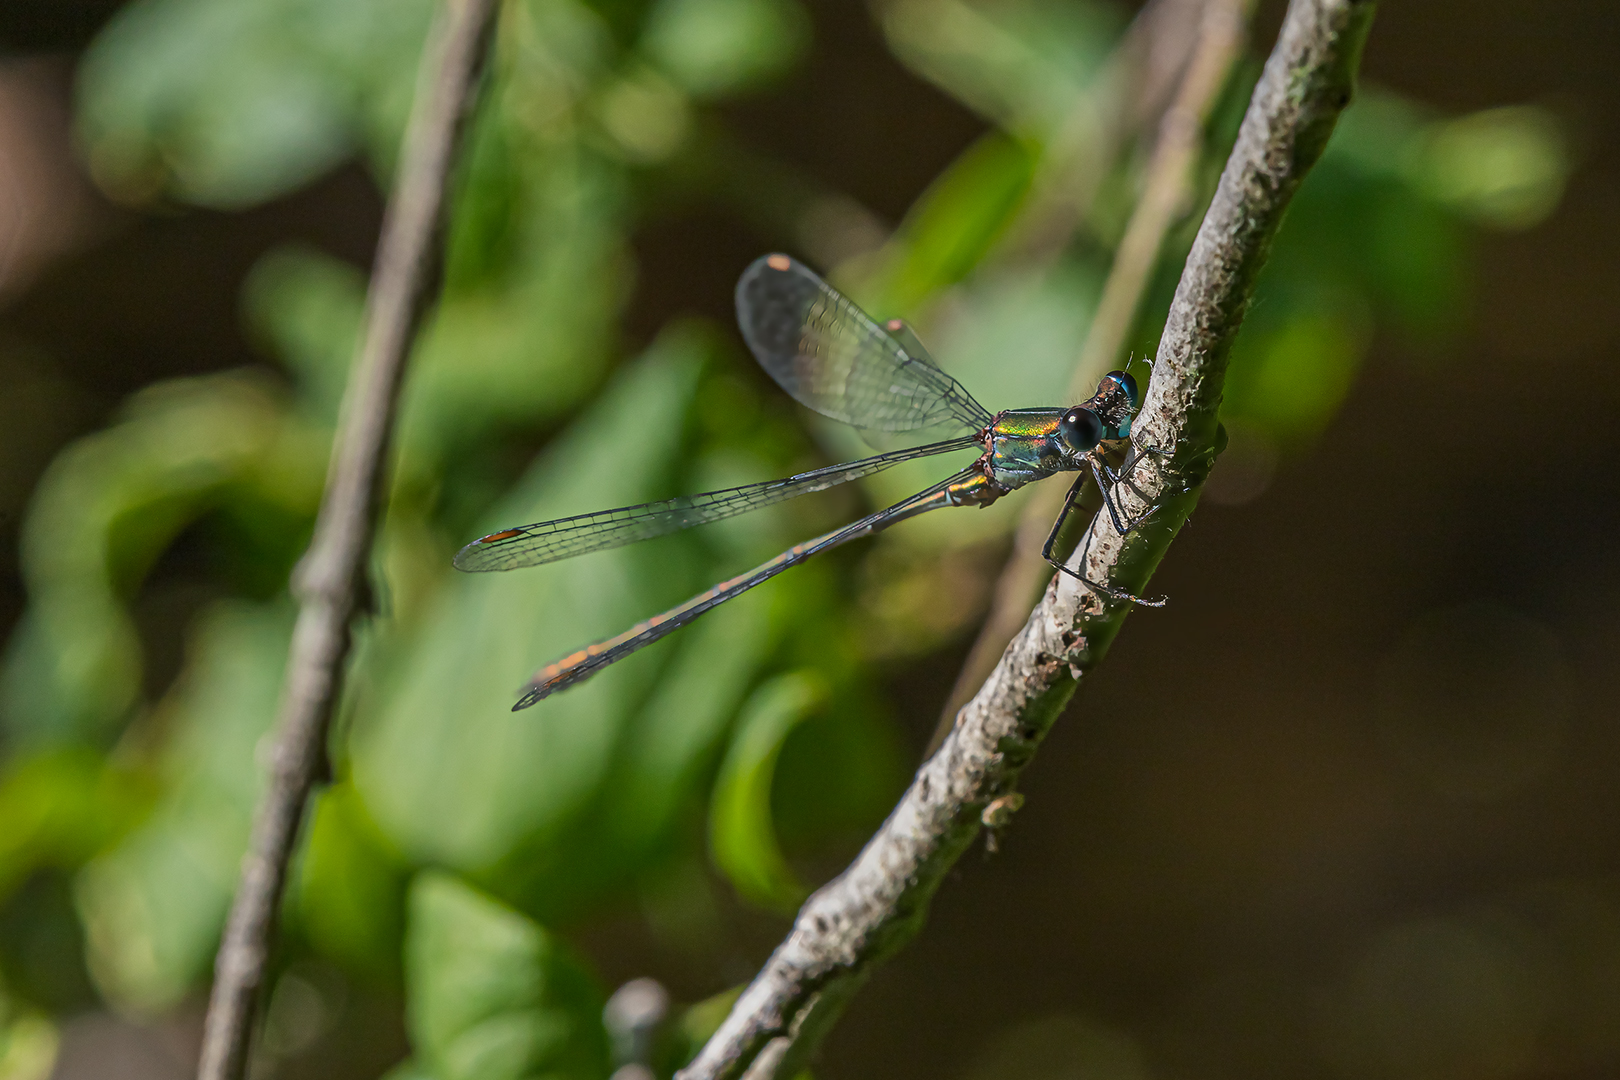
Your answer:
[1080,370,1138,442]
[1058,372,1137,455]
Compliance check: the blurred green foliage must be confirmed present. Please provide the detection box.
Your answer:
[0,0,1573,1073]
[400,872,608,1080]
[708,671,825,912]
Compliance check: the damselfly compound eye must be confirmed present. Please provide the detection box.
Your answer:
[1059,407,1104,453]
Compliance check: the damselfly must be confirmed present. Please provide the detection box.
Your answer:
[456,254,1163,710]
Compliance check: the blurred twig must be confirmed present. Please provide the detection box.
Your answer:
[195,2,499,1078]
[996,0,1206,268]
[935,0,1253,745]
[677,1,1376,1077]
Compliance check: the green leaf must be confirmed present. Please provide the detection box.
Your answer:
[1,374,314,746]
[0,749,153,906]
[641,0,809,98]
[288,781,409,984]
[878,0,1120,134]
[396,151,627,476]
[351,330,710,875]
[857,132,1036,316]
[601,587,775,853]
[77,0,434,207]
[492,580,777,917]
[379,1059,440,1080]
[0,1005,58,1080]
[768,689,908,854]
[709,672,826,912]
[404,871,609,1080]
[1419,105,1572,230]
[242,246,366,425]
[1222,306,1372,445]
[1328,90,1573,232]
[74,601,293,1012]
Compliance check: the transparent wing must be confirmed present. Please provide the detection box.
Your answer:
[454,435,979,572]
[735,254,994,434]
[512,465,979,708]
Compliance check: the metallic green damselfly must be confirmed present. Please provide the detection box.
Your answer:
[456,255,1162,710]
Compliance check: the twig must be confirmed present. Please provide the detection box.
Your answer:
[195,2,499,1077]
[936,0,1253,742]
[993,0,1204,269]
[677,1,1376,1077]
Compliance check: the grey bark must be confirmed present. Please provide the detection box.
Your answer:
[195,2,499,1077]
[677,1,1377,1077]
[937,0,1253,738]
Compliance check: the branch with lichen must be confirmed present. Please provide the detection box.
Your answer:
[677,1,1377,1077]
[938,0,1254,739]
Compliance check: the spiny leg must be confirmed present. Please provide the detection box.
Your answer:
[1051,533,1169,608]
[1040,476,1167,608]
[1086,456,1135,536]
[1088,454,1170,537]
[1104,442,1171,502]
[1094,442,1177,534]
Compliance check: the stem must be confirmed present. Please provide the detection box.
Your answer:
[194,2,499,1077]
[936,0,1253,744]
[677,1,1376,1076]
[994,0,1205,269]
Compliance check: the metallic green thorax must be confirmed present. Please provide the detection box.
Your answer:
[984,408,1072,488]
[941,370,1139,509]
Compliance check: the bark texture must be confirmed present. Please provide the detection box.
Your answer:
[195,2,499,1077]
[678,1,1377,1076]
[938,0,1253,738]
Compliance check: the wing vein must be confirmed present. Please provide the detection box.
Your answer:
[736,255,993,434]
[453,435,980,572]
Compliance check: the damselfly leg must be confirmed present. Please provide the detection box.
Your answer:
[1041,470,1168,608]
[1092,442,1175,534]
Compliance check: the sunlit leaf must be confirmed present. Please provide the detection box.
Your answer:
[77,0,434,208]
[74,601,292,1012]
[0,749,152,906]
[288,781,409,984]
[595,66,692,163]
[641,0,809,99]
[709,671,826,912]
[404,871,609,1080]
[0,1006,58,1080]
[877,0,1119,134]
[1222,307,1372,445]
[396,151,627,478]
[351,331,709,874]
[1420,105,1572,230]
[854,132,1036,316]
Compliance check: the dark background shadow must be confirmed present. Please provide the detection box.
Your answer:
[2,1,1617,1077]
